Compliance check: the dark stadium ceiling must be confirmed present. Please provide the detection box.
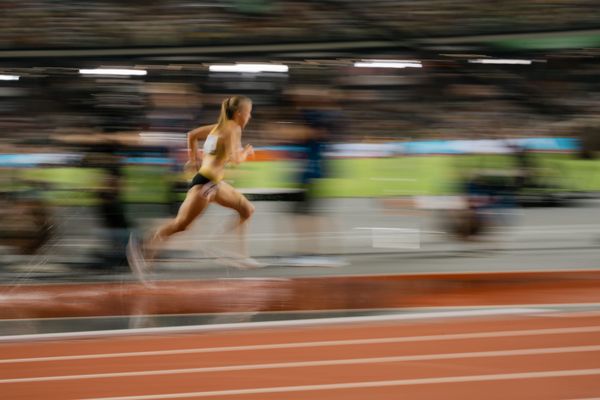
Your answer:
[0,26,599,64]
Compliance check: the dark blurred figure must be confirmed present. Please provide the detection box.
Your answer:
[279,86,346,267]
[55,127,166,272]
[576,117,600,161]
[0,166,53,258]
[510,142,534,191]
[79,137,131,270]
[445,150,518,244]
[79,79,146,271]
[509,141,569,207]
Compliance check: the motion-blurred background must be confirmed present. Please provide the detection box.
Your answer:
[1,0,599,276]
[3,5,600,399]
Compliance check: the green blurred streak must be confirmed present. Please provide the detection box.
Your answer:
[123,165,171,203]
[12,155,600,205]
[492,34,600,50]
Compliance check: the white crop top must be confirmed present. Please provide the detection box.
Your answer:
[203,134,219,155]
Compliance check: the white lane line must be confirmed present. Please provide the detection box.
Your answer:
[2,325,600,365]
[545,311,600,318]
[0,307,544,343]
[2,345,600,384]
[83,369,600,399]
[568,398,600,400]
[567,398,600,400]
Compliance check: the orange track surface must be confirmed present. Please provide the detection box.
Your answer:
[1,270,600,319]
[2,313,600,399]
[2,270,600,398]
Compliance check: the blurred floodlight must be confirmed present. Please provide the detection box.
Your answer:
[0,74,20,81]
[208,63,289,73]
[79,68,148,76]
[354,60,422,68]
[468,59,533,65]
[362,59,421,63]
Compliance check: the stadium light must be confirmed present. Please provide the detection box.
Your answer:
[361,59,421,63]
[209,63,289,73]
[354,60,422,68]
[468,59,533,65]
[79,68,148,76]
[0,74,20,81]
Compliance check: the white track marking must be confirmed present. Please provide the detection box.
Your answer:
[567,398,600,400]
[2,345,600,384]
[568,398,600,400]
[3,325,600,365]
[83,369,600,399]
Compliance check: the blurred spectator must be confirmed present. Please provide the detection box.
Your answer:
[276,86,346,267]
[1,1,599,50]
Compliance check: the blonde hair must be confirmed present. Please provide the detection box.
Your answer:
[214,95,251,131]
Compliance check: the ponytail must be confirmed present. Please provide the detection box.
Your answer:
[214,95,251,132]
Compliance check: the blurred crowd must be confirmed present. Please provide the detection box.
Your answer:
[0,0,599,148]
[1,1,599,50]
[1,58,600,149]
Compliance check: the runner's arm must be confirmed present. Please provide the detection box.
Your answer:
[187,124,216,164]
[223,126,253,165]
